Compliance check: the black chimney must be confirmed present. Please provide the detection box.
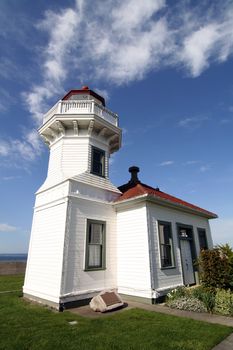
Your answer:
[128,166,140,185]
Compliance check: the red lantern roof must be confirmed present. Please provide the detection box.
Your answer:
[62,86,105,106]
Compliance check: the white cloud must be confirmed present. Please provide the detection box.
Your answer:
[0,129,43,163]
[23,1,233,122]
[159,160,174,166]
[199,165,211,173]
[0,141,9,156]
[184,160,200,165]
[94,88,110,102]
[8,0,233,168]
[180,24,220,77]
[1,176,21,181]
[0,223,17,232]
[178,116,209,129]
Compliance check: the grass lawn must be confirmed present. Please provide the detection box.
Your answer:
[0,275,232,350]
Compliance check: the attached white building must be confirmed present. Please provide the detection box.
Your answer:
[23,87,217,309]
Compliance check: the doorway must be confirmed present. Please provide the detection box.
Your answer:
[177,225,196,286]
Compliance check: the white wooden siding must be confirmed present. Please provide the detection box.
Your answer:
[147,202,213,291]
[39,136,111,192]
[116,204,152,299]
[23,200,68,302]
[70,174,121,197]
[60,196,117,299]
[35,181,69,205]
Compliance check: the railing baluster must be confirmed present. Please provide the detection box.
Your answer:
[43,99,118,126]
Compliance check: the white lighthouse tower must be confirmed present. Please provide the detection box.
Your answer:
[23,86,122,309]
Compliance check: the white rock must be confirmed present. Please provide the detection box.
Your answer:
[90,289,124,312]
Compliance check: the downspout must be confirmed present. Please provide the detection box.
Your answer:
[146,203,156,303]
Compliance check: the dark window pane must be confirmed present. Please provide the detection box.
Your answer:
[198,229,208,250]
[160,244,172,267]
[159,222,174,268]
[92,147,105,176]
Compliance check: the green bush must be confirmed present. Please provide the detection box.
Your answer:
[198,248,231,289]
[214,289,233,316]
[190,287,215,313]
[190,286,206,300]
[218,244,233,288]
[166,287,188,301]
[202,291,215,313]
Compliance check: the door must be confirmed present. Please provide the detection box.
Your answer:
[180,239,195,285]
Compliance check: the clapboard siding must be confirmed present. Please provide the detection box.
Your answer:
[60,197,117,298]
[148,203,213,291]
[46,139,63,182]
[61,138,89,177]
[39,137,111,192]
[116,204,152,298]
[23,200,68,301]
[36,181,69,206]
[71,173,120,196]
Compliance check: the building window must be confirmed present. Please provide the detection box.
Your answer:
[91,147,105,177]
[158,221,175,268]
[198,228,208,250]
[85,220,106,270]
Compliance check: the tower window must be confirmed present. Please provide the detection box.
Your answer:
[85,220,106,270]
[91,146,105,177]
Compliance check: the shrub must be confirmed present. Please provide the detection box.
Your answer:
[201,291,215,313]
[198,248,231,289]
[167,296,206,313]
[214,289,233,316]
[190,286,206,300]
[166,287,188,301]
[217,244,233,288]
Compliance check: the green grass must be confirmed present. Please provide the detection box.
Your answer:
[0,275,232,350]
[0,274,24,292]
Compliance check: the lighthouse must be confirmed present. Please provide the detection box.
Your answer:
[24,86,217,308]
[23,87,122,309]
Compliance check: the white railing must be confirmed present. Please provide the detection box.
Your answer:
[43,100,118,126]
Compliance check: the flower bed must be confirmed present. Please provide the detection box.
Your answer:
[166,286,233,316]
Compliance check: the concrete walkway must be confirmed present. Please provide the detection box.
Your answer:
[69,300,233,349]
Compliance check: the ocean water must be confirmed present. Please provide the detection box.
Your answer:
[0,254,27,262]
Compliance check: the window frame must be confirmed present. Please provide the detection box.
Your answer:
[91,146,106,177]
[85,219,106,271]
[197,228,208,251]
[158,220,176,269]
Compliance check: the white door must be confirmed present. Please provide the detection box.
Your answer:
[180,240,195,285]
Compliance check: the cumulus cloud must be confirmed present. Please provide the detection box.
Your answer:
[0,130,42,163]
[1,0,232,167]
[199,165,211,173]
[22,0,233,122]
[178,116,209,129]
[159,160,174,166]
[0,223,17,232]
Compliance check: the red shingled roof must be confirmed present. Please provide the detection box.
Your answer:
[116,182,217,218]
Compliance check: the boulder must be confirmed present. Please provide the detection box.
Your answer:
[90,289,124,312]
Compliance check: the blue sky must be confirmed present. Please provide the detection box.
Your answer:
[0,0,233,253]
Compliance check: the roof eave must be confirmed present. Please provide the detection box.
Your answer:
[114,193,218,219]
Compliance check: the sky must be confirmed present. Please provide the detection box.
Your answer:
[0,0,233,253]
